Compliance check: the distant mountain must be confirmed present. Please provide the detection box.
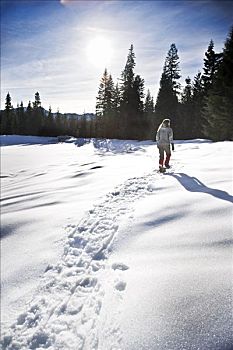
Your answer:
[1,107,96,120]
[63,112,96,121]
[43,108,96,120]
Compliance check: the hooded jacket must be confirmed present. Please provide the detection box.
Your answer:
[156,124,173,146]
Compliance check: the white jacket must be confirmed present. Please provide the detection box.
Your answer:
[156,126,173,145]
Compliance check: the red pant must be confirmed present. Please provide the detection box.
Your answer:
[158,144,171,166]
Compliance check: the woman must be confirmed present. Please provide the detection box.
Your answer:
[156,118,174,172]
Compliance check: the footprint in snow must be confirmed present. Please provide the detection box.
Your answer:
[114,280,127,292]
[111,262,129,271]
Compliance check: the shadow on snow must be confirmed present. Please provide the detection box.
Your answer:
[169,173,233,204]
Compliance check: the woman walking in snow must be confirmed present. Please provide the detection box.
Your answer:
[156,118,174,172]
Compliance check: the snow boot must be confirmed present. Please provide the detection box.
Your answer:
[159,158,165,172]
[159,165,166,173]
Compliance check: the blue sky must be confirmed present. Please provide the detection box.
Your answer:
[1,0,233,113]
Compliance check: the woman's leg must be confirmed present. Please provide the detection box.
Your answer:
[158,146,165,167]
[164,144,171,167]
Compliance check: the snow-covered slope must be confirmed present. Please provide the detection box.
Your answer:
[1,136,232,350]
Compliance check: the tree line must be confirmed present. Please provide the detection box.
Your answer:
[95,26,233,141]
[0,92,96,138]
[1,26,232,141]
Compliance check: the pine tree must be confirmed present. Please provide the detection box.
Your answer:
[119,44,136,139]
[18,101,25,134]
[45,105,55,136]
[202,27,233,140]
[96,70,109,114]
[48,105,52,115]
[5,92,12,110]
[181,77,192,103]
[32,92,44,135]
[133,75,144,114]
[192,71,204,99]
[15,103,20,134]
[26,101,33,135]
[144,89,155,139]
[155,72,178,124]
[155,43,181,136]
[55,108,63,135]
[120,44,136,100]
[96,68,115,138]
[33,92,41,108]
[144,89,154,115]
[27,101,32,111]
[164,43,181,93]
[131,74,145,139]
[112,83,121,138]
[1,92,14,134]
[179,77,195,138]
[202,39,222,92]
[192,71,205,138]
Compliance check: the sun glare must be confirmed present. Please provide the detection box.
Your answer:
[86,36,113,69]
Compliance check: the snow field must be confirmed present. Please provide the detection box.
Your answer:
[1,137,152,333]
[1,136,232,350]
[2,167,166,349]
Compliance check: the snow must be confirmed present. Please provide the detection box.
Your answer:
[0,135,58,146]
[1,135,232,350]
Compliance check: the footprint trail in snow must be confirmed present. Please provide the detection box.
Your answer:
[2,171,160,350]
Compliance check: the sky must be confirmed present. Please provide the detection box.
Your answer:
[1,0,233,114]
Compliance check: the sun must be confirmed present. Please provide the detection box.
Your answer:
[86,36,113,69]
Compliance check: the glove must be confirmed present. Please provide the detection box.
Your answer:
[171,143,175,151]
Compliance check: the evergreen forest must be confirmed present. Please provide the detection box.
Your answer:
[1,27,232,142]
